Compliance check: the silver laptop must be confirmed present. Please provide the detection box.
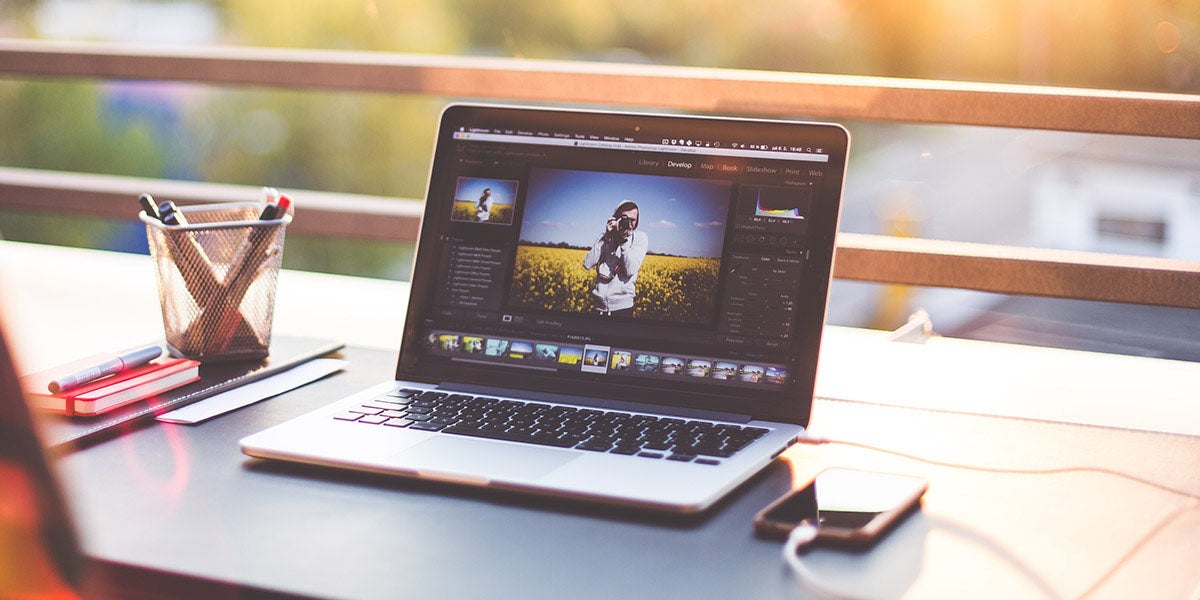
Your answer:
[241,104,849,513]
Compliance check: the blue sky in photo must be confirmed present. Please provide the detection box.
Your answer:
[454,177,518,206]
[518,168,731,258]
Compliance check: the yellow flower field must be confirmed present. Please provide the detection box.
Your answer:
[452,200,513,224]
[510,246,719,323]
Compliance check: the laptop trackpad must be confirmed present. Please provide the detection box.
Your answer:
[390,437,579,481]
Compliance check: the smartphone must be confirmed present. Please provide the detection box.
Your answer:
[753,468,928,547]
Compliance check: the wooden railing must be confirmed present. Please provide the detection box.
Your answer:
[2,38,1198,309]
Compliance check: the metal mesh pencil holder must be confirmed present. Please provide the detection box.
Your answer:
[142,203,291,362]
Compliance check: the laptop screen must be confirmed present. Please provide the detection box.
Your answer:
[399,105,848,425]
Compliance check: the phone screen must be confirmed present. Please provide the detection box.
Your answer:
[755,468,928,544]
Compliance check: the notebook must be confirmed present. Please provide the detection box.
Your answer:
[23,357,201,417]
[241,104,850,513]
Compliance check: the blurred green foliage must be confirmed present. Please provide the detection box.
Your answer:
[0,81,162,175]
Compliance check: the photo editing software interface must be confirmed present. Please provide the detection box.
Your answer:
[412,112,843,403]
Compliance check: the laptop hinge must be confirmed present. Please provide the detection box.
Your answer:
[435,382,754,424]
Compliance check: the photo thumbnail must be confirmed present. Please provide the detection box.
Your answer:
[711,362,738,380]
[634,353,661,373]
[765,366,789,385]
[484,339,510,357]
[738,364,765,383]
[610,350,632,372]
[581,345,610,374]
[660,357,685,375]
[451,177,518,225]
[509,168,730,325]
[462,336,484,354]
[509,341,534,359]
[686,359,712,378]
[534,344,560,362]
[558,346,583,366]
[437,334,461,352]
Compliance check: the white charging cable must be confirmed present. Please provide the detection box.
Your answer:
[781,520,870,600]
[782,435,1200,600]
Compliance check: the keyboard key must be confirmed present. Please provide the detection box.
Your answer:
[358,415,389,425]
[410,422,447,431]
[333,411,363,421]
[381,410,408,419]
[695,458,721,466]
[390,388,422,398]
[349,406,383,415]
[384,418,413,428]
[673,445,734,458]
[442,425,579,448]
[636,452,663,459]
[667,454,695,462]
[360,403,396,411]
[372,396,405,405]
[609,446,640,455]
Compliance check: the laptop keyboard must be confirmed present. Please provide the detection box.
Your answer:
[332,389,770,466]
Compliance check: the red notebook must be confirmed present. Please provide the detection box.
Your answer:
[23,358,201,417]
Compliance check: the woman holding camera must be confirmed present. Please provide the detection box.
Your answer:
[582,201,648,317]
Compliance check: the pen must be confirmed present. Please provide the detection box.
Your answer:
[48,344,164,394]
[259,202,279,220]
[139,193,162,221]
[158,201,189,226]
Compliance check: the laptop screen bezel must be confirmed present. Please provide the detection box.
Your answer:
[395,104,849,427]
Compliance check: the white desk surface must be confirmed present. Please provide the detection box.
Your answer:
[2,240,1197,437]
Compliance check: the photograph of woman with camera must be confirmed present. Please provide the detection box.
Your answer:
[582,201,648,317]
[509,167,728,324]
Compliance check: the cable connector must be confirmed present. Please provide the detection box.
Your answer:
[795,434,831,445]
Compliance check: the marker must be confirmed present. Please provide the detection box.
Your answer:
[48,345,164,394]
[139,194,162,221]
[276,194,292,216]
[158,201,189,226]
[258,202,279,220]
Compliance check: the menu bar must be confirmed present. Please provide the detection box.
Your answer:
[452,131,830,163]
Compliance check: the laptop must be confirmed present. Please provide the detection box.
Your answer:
[241,104,849,513]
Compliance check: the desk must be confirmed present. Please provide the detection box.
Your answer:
[3,241,1200,599]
